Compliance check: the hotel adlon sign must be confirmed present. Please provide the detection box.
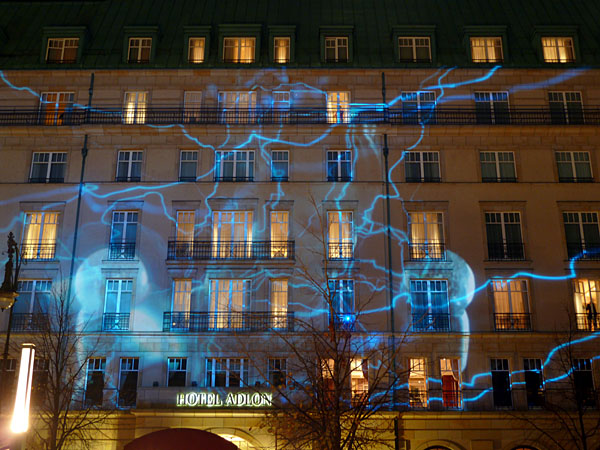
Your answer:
[176,391,272,408]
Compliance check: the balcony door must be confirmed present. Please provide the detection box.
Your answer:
[209,279,250,329]
[212,211,252,258]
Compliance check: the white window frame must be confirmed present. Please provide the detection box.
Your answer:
[326,150,352,182]
[123,91,148,124]
[542,37,575,63]
[548,91,583,124]
[116,150,143,181]
[15,280,52,314]
[223,37,256,63]
[188,37,206,63]
[327,279,355,315]
[408,358,428,408]
[404,151,440,182]
[327,211,354,259]
[103,279,132,315]
[274,37,291,63]
[573,278,600,331]
[470,37,503,63]
[408,212,445,260]
[118,357,139,406]
[270,211,289,258]
[167,357,188,387]
[325,37,349,62]
[410,279,450,319]
[209,279,251,329]
[127,37,152,62]
[270,279,288,329]
[22,212,58,260]
[85,357,106,405]
[205,357,248,387]
[268,358,287,387]
[271,150,289,181]
[480,151,516,182]
[214,151,254,181]
[29,152,67,183]
[490,358,512,407]
[555,151,591,181]
[46,38,79,63]
[179,150,198,181]
[398,37,431,62]
[326,91,350,124]
[183,91,203,123]
[474,91,510,124]
[39,91,75,125]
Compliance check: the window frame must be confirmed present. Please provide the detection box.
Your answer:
[188,37,206,64]
[45,37,79,64]
[484,211,525,261]
[392,25,436,65]
[268,25,296,64]
[326,150,352,182]
[410,279,450,332]
[127,37,153,63]
[440,357,462,409]
[480,151,516,182]
[183,26,210,66]
[205,357,248,387]
[271,150,289,182]
[41,26,86,64]
[548,92,584,125]
[408,358,428,408]
[268,358,287,387]
[116,150,143,182]
[103,278,133,332]
[474,91,510,125]
[214,150,255,182]
[208,279,251,329]
[118,357,139,407]
[21,211,59,261]
[541,36,575,63]
[573,278,600,331]
[404,151,440,182]
[15,279,52,314]
[29,152,67,183]
[218,24,261,65]
[85,357,106,406]
[167,357,188,387]
[320,26,354,63]
[109,210,138,260]
[324,36,349,63]
[491,358,512,408]
[407,211,445,261]
[491,279,531,331]
[563,211,600,260]
[326,91,351,124]
[179,150,198,182]
[327,211,354,259]
[469,36,504,63]
[222,37,256,64]
[398,37,432,63]
[39,91,75,126]
[123,91,148,125]
[555,150,592,182]
[523,358,545,408]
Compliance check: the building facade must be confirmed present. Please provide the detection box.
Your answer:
[0,0,599,449]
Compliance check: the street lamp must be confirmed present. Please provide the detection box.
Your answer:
[11,343,35,434]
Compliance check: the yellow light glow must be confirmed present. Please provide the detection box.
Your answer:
[11,343,35,434]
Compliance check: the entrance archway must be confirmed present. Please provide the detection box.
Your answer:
[124,428,238,450]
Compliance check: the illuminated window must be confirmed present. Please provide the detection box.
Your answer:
[491,358,512,407]
[85,358,106,406]
[103,279,132,331]
[405,151,440,182]
[274,37,290,63]
[563,212,600,260]
[327,150,352,182]
[212,211,253,258]
[118,358,139,407]
[408,212,445,261]
[523,358,544,408]
[218,91,257,124]
[171,279,192,331]
[109,211,137,260]
[127,37,151,63]
[271,151,289,182]
[173,211,195,258]
[29,152,67,183]
[474,92,509,124]
[270,279,288,329]
[573,358,595,407]
[215,151,254,182]
[440,358,461,409]
[22,212,58,260]
[270,211,289,258]
[542,37,574,63]
[167,357,187,387]
[123,91,147,124]
[410,280,450,332]
[327,279,354,317]
[401,91,436,124]
[328,211,353,259]
[209,279,251,329]
[485,212,524,260]
[116,150,143,182]
[549,92,583,124]
[46,38,78,63]
[470,37,503,63]
[183,91,203,123]
[573,279,600,331]
[491,279,531,331]
[268,358,287,387]
[188,37,205,63]
[205,358,248,387]
[179,150,198,182]
[326,91,350,124]
[398,37,431,62]
[408,358,428,408]
[325,37,348,62]
[223,37,255,63]
[39,92,74,125]
[480,151,516,182]
[351,359,368,404]
[556,152,592,182]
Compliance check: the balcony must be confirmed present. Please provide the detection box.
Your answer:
[494,313,532,331]
[411,313,450,332]
[576,313,600,331]
[566,242,600,261]
[442,389,462,410]
[405,176,441,183]
[102,313,130,332]
[28,177,64,183]
[21,240,56,261]
[214,176,254,182]
[408,242,446,261]
[481,176,517,183]
[11,313,48,332]
[327,242,354,260]
[167,240,295,261]
[162,311,295,332]
[108,242,136,260]
[487,241,525,261]
[330,313,357,332]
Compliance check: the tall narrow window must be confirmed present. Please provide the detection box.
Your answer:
[270,211,289,258]
[555,151,592,182]
[215,151,254,182]
[127,38,151,63]
[173,211,195,259]
[523,358,544,408]
[440,358,461,409]
[573,279,600,331]
[223,37,255,63]
[46,38,79,63]
[549,92,583,125]
[326,92,350,124]
[103,279,132,331]
[325,37,348,62]
[123,92,147,124]
[328,211,353,259]
[209,279,251,329]
[218,91,257,124]
[408,212,445,260]
[183,91,203,123]
[271,151,289,182]
[271,279,288,329]
[32,359,49,406]
[485,212,524,260]
[116,151,143,182]
[85,358,106,406]
[492,279,531,330]
[327,150,352,182]
[30,152,67,183]
[273,91,291,123]
[268,358,287,387]
[22,212,58,260]
[480,152,516,182]
[179,150,198,181]
[118,358,139,407]
[398,37,431,63]
[39,92,74,125]
[491,358,512,407]
[171,279,192,330]
[563,212,600,259]
[573,359,595,407]
[167,357,187,387]
[474,92,510,124]
[410,280,450,332]
[351,359,368,404]
[409,358,428,408]
[109,211,137,260]
[206,358,248,387]
[401,91,436,124]
[274,37,290,63]
[542,37,575,63]
[327,280,355,328]
[188,37,205,63]
[470,37,503,62]
[404,151,440,182]
[212,211,253,258]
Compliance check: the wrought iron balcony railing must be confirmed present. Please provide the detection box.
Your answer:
[576,313,600,331]
[28,177,65,183]
[163,311,295,332]
[102,313,130,332]
[327,242,354,260]
[108,242,136,260]
[21,240,56,261]
[2,106,600,126]
[405,176,442,183]
[481,176,517,183]
[167,240,295,260]
[408,242,446,261]
[566,242,600,260]
[441,389,463,410]
[494,313,532,331]
[330,313,357,332]
[411,313,450,332]
[487,241,525,261]
[11,313,48,332]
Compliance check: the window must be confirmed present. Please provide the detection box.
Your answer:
[172,211,195,258]
[15,280,52,315]
[209,279,251,329]
[440,358,461,409]
[274,37,290,63]
[270,211,289,258]
[409,358,428,408]
[556,151,592,182]
[40,92,74,125]
[485,212,524,260]
[116,150,142,182]
[404,151,440,182]
[32,359,49,406]
[268,358,287,387]
[273,91,291,110]
[401,91,436,124]
[123,92,147,124]
[573,279,600,331]
[215,151,254,182]
[183,91,203,123]
[470,37,503,63]
[188,37,205,63]
[271,151,289,181]
[542,37,575,63]
[206,358,248,387]
[408,212,445,260]
[170,279,192,330]
[480,152,516,182]
[179,150,198,182]
[46,38,78,63]
[328,211,353,259]
[524,358,544,408]
[398,37,431,63]
[326,92,350,124]
[223,37,255,63]
[29,152,67,183]
[410,280,450,332]
[167,357,187,387]
[491,358,512,407]
[109,211,137,260]
[22,212,58,260]
[103,279,132,331]
[118,358,139,407]
[327,150,352,182]
[270,279,288,329]
[85,358,106,406]
[351,359,368,404]
[128,37,151,63]
[327,279,354,319]
[474,92,509,124]
[549,92,584,125]
[212,211,253,258]
[491,279,531,331]
[218,91,257,124]
[573,358,595,407]
[3,359,17,403]
[325,37,348,62]
[563,212,600,259]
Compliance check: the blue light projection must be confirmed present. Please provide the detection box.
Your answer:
[1,65,598,409]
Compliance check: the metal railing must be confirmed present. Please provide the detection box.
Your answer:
[494,313,532,331]
[163,311,295,332]
[21,240,56,261]
[567,242,600,260]
[28,177,65,183]
[558,176,594,183]
[405,176,441,183]
[481,176,517,183]
[408,242,445,261]
[327,242,354,260]
[102,313,130,332]
[487,241,525,261]
[167,240,295,260]
[330,313,357,332]
[576,313,600,331]
[11,313,48,332]
[411,313,450,332]
[2,106,600,126]
[108,242,136,260]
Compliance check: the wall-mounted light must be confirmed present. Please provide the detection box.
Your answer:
[11,343,35,434]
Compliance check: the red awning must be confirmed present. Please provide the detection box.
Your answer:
[124,428,239,450]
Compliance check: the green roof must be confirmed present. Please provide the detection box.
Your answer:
[0,0,599,69]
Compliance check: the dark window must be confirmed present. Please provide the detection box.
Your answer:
[491,358,512,407]
[118,358,139,407]
[268,358,287,387]
[524,358,544,408]
[485,212,524,260]
[167,358,187,387]
[573,359,595,407]
[85,358,106,406]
